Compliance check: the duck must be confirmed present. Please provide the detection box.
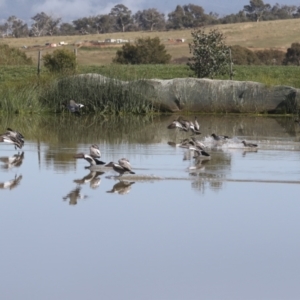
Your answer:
[211,133,230,141]
[189,145,211,160]
[241,140,258,148]
[194,116,200,131]
[190,137,206,149]
[90,144,101,158]
[63,100,84,114]
[167,120,188,131]
[189,123,201,135]
[0,128,24,149]
[74,153,106,167]
[105,158,135,176]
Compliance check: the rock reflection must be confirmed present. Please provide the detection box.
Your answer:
[73,171,104,189]
[63,186,88,205]
[0,152,24,169]
[107,180,135,195]
[0,174,23,190]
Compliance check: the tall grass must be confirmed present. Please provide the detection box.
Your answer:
[0,82,44,114]
[40,74,158,114]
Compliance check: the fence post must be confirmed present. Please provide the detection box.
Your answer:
[74,48,77,60]
[37,50,42,76]
[229,48,233,80]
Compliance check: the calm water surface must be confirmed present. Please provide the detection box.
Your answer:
[0,115,300,300]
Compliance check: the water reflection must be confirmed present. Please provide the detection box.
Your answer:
[106,180,135,195]
[0,114,300,197]
[0,152,24,169]
[0,174,23,190]
[73,171,104,189]
[242,149,258,156]
[62,186,88,205]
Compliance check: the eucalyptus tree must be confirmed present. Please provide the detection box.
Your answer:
[134,8,165,31]
[167,5,185,29]
[30,12,61,36]
[167,4,208,29]
[243,0,271,22]
[182,4,207,27]
[109,4,132,32]
[269,4,298,19]
[94,14,114,33]
[3,16,29,37]
[59,22,76,35]
[72,17,95,34]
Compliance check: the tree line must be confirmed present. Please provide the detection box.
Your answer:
[1,0,300,38]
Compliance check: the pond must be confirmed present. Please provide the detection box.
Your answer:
[1,114,300,300]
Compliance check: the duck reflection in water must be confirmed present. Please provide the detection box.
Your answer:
[107,180,135,195]
[73,171,104,189]
[0,174,23,190]
[0,152,24,169]
[63,186,87,205]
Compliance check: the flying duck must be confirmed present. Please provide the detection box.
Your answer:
[74,153,106,167]
[0,128,24,149]
[90,144,101,158]
[211,133,230,141]
[105,158,135,176]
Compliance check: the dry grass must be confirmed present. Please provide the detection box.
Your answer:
[1,18,300,65]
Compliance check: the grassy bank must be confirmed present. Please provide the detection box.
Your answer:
[1,64,300,86]
[1,64,300,115]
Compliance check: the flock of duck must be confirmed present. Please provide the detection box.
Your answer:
[0,126,136,182]
[0,113,259,177]
[167,116,258,164]
[74,145,135,176]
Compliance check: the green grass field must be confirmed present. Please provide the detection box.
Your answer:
[1,64,300,88]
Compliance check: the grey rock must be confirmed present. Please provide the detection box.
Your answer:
[74,74,300,113]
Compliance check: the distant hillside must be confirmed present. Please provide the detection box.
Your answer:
[1,19,299,65]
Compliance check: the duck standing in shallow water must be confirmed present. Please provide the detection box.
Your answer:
[0,128,24,150]
[63,100,84,115]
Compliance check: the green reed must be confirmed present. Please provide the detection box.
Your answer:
[41,74,158,114]
[0,81,44,114]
